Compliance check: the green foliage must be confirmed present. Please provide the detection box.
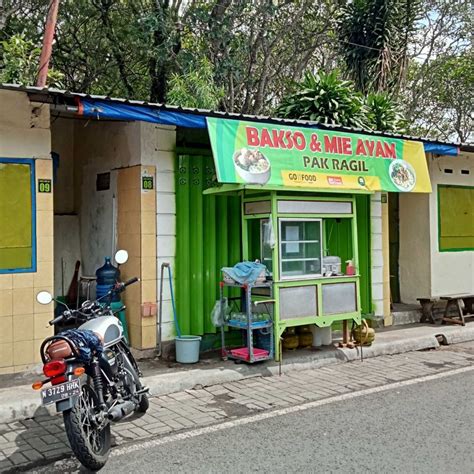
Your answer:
[0,0,470,141]
[275,71,368,129]
[166,58,224,110]
[405,53,473,142]
[337,0,422,93]
[366,92,406,132]
[0,33,63,86]
[276,71,405,133]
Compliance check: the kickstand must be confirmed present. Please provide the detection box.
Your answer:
[279,337,282,376]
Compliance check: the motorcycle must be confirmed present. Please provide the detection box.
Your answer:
[32,250,149,471]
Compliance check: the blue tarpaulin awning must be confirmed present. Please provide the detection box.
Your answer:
[78,98,460,156]
[80,99,207,128]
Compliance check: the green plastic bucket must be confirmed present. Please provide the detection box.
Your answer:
[175,335,201,364]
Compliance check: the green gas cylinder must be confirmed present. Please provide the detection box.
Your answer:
[110,300,129,343]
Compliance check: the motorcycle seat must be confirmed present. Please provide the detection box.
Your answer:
[46,339,76,360]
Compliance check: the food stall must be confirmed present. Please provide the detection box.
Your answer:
[205,117,432,362]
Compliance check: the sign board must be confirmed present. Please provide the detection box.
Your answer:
[96,172,110,191]
[141,168,154,193]
[37,179,52,193]
[206,118,432,193]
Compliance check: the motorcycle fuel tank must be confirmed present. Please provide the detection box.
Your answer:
[80,316,123,347]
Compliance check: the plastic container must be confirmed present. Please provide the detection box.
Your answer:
[96,257,120,302]
[230,347,269,361]
[345,260,355,276]
[175,335,201,364]
[311,325,323,347]
[321,326,332,345]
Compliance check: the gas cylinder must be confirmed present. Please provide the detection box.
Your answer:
[282,327,299,351]
[297,325,313,348]
[96,257,120,302]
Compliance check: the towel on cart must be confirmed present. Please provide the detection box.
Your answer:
[222,262,266,285]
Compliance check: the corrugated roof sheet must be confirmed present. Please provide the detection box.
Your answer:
[1,82,470,150]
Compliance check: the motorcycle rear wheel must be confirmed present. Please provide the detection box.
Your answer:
[63,384,111,471]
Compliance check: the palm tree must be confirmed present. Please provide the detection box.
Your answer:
[337,0,421,94]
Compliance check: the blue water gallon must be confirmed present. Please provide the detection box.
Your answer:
[95,257,120,302]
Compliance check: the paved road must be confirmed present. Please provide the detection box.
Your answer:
[30,365,474,473]
[104,371,474,473]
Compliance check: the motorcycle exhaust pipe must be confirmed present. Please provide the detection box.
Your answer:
[108,401,135,421]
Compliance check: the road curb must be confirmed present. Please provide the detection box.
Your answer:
[2,324,474,424]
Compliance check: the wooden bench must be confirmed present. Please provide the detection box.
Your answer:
[417,298,439,324]
[417,295,474,326]
[440,294,474,326]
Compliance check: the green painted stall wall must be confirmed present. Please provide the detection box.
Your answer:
[324,196,371,315]
[355,195,372,315]
[176,154,242,336]
[324,218,353,264]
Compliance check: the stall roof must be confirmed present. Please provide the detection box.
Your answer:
[203,183,374,196]
[1,82,471,155]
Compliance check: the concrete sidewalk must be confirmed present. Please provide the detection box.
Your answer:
[1,321,474,424]
[2,343,474,472]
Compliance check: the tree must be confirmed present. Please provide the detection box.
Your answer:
[275,70,368,129]
[0,0,471,142]
[166,57,224,109]
[406,53,473,142]
[0,33,63,86]
[401,0,473,141]
[185,0,339,114]
[366,92,406,132]
[276,70,406,133]
[337,0,422,94]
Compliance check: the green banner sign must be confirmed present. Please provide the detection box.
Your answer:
[206,117,432,193]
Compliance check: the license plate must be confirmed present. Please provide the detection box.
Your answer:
[41,379,81,405]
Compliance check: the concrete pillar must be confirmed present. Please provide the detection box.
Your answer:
[370,192,391,325]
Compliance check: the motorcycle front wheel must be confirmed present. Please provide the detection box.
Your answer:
[63,384,111,471]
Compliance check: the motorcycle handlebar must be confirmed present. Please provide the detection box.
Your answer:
[50,278,139,325]
[123,277,139,287]
[49,314,64,326]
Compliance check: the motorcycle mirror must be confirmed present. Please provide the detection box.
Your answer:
[114,249,128,265]
[36,291,53,305]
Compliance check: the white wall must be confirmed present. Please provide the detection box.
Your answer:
[428,153,473,296]
[0,91,50,158]
[399,193,431,303]
[73,121,141,275]
[53,216,81,296]
[370,192,385,317]
[140,123,177,340]
[51,118,80,295]
[398,152,473,303]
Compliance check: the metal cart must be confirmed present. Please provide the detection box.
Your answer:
[220,280,274,363]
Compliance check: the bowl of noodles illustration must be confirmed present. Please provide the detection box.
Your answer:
[389,160,416,192]
[233,148,271,185]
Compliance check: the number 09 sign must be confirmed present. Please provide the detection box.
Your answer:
[38,179,52,193]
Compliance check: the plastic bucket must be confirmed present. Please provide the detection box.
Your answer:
[175,336,202,364]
